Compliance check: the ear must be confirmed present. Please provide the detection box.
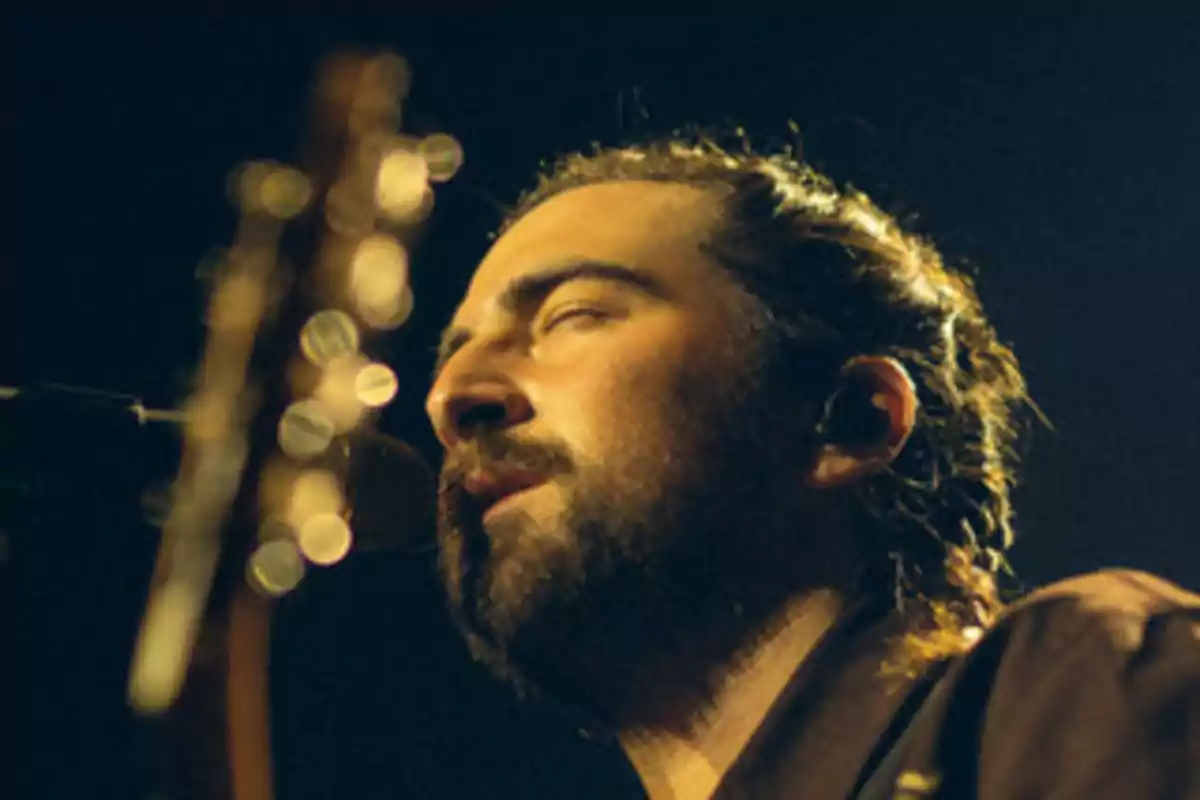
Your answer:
[803,355,919,490]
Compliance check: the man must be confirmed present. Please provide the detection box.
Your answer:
[423,136,1200,799]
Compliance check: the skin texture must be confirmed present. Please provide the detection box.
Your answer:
[424,180,917,798]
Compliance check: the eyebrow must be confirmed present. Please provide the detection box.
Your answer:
[432,260,667,377]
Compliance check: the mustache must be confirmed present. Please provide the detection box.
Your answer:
[438,433,572,497]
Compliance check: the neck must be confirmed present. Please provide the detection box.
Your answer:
[617,588,846,800]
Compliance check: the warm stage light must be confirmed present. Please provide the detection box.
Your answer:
[350,233,409,313]
[298,513,354,566]
[300,309,361,367]
[375,148,429,221]
[315,355,368,432]
[258,166,312,220]
[278,399,336,458]
[248,538,306,597]
[228,161,312,219]
[359,283,414,331]
[418,133,464,182]
[286,469,345,530]
[354,362,399,408]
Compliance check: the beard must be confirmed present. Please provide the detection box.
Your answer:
[434,326,831,735]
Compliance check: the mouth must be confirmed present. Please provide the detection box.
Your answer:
[462,470,550,521]
[479,481,546,521]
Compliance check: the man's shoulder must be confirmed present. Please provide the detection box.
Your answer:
[905,569,1200,796]
[963,568,1199,700]
[1009,567,1200,617]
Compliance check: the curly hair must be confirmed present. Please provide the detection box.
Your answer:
[497,133,1043,676]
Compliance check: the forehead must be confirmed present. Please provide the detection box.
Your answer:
[453,180,727,323]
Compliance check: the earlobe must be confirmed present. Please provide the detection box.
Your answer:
[803,445,879,489]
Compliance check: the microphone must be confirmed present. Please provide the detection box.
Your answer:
[343,428,436,553]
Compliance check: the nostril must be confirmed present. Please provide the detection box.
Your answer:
[435,383,533,447]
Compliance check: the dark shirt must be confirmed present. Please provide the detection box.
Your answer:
[713,569,1200,799]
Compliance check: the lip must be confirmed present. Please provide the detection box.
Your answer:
[465,469,544,500]
[480,481,545,521]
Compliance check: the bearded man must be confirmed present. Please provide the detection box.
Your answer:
[425,137,1200,799]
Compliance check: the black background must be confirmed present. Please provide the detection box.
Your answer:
[10,14,1200,799]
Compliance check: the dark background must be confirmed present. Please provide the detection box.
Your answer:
[9,14,1200,800]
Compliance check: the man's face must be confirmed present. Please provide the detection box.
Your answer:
[425,181,818,721]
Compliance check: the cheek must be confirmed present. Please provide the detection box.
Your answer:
[545,328,720,474]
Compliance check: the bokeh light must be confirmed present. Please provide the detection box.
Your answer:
[286,468,345,529]
[359,283,414,331]
[315,354,368,432]
[418,133,464,182]
[300,309,360,366]
[350,233,409,318]
[227,161,312,219]
[258,166,313,220]
[298,513,354,566]
[278,399,336,458]
[375,148,429,221]
[247,538,307,597]
[354,362,399,407]
[324,176,377,236]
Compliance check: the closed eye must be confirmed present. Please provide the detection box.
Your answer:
[540,307,611,334]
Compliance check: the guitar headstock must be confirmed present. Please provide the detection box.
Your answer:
[129,50,457,715]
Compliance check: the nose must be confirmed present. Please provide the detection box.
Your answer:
[426,373,533,450]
